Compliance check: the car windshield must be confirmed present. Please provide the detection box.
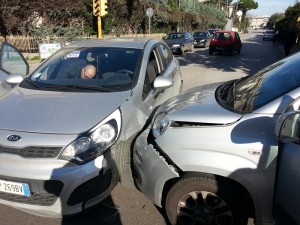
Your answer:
[165,33,184,39]
[193,32,206,37]
[20,47,142,92]
[217,53,300,112]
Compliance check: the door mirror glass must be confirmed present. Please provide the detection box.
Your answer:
[0,43,29,76]
[276,111,300,143]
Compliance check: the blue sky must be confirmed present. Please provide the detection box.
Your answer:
[247,0,297,16]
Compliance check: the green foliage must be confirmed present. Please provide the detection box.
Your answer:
[285,2,300,19]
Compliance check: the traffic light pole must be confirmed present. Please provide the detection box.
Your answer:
[98,15,102,38]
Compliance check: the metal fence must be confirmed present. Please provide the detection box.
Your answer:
[0,33,166,53]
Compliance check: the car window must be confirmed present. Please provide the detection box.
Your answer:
[214,32,231,40]
[142,48,161,100]
[21,47,142,92]
[158,44,172,69]
[232,54,300,112]
[166,33,184,40]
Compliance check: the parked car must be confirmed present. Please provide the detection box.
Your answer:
[209,30,242,55]
[133,52,300,225]
[274,109,300,225]
[263,30,275,41]
[207,28,221,37]
[193,31,210,48]
[0,38,183,218]
[163,32,194,55]
[0,42,29,96]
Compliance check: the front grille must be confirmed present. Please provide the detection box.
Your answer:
[0,145,62,158]
[0,192,59,206]
[0,175,63,206]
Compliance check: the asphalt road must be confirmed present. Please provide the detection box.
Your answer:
[0,30,284,225]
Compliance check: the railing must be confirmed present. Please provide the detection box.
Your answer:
[0,33,166,53]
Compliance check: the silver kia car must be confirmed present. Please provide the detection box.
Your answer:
[133,52,300,225]
[0,38,183,217]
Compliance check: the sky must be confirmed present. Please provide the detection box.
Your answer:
[244,0,297,16]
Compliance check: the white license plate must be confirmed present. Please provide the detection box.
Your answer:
[0,179,31,196]
[194,41,197,44]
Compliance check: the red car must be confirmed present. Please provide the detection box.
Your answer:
[209,30,242,55]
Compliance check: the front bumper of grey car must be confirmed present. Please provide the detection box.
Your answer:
[0,130,118,218]
[132,129,179,207]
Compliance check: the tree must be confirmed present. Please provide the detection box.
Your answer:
[267,13,284,29]
[238,0,258,32]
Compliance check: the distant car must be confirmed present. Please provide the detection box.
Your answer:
[209,30,242,55]
[208,28,221,37]
[263,30,275,41]
[0,37,183,218]
[193,31,210,48]
[0,42,29,96]
[133,52,300,225]
[163,32,194,55]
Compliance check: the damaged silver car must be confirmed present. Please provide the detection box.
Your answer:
[0,38,182,217]
[133,52,300,225]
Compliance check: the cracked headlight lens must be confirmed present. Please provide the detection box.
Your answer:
[152,112,170,139]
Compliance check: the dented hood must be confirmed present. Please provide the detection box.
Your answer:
[158,83,242,125]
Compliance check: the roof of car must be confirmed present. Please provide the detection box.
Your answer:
[64,37,159,49]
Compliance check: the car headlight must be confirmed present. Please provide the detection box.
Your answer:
[152,112,171,139]
[59,109,121,164]
[172,44,180,47]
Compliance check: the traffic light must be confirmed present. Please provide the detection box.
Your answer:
[100,0,108,16]
[93,0,100,16]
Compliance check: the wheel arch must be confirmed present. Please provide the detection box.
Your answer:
[161,172,255,220]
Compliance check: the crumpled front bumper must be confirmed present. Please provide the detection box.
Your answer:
[132,129,179,207]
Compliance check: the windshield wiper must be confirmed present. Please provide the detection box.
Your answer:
[42,84,114,92]
[22,78,42,89]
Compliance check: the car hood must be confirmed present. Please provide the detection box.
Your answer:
[157,83,242,125]
[164,39,184,46]
[0,87,132,134]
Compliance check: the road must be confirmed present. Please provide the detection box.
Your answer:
[0,30,283,225]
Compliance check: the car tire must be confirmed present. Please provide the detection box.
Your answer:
[111,136,135,188]
[237,48,241,54]
[209,48,213,55]
[229,47,234,56]
[190,44,194,52]
[180,47,185,55]
[165,173,249,225]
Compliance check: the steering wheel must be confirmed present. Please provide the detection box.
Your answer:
[117,69,134,79]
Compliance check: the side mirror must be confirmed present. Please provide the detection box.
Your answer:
[5,74,24,85]
[153,76,173,89]
[276,111,300,143]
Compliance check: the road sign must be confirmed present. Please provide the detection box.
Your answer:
[146,8,153,18]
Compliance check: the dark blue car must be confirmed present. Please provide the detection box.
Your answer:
[163,32,194,55]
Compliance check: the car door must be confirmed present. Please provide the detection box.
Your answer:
[0,42,29,96]
[274,111,300,225]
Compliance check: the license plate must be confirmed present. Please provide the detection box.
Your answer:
[216,47,224,50]
[194,41,197,44]
[0,179,31,196]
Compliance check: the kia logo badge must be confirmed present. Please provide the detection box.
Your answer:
[7,135,21,142]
